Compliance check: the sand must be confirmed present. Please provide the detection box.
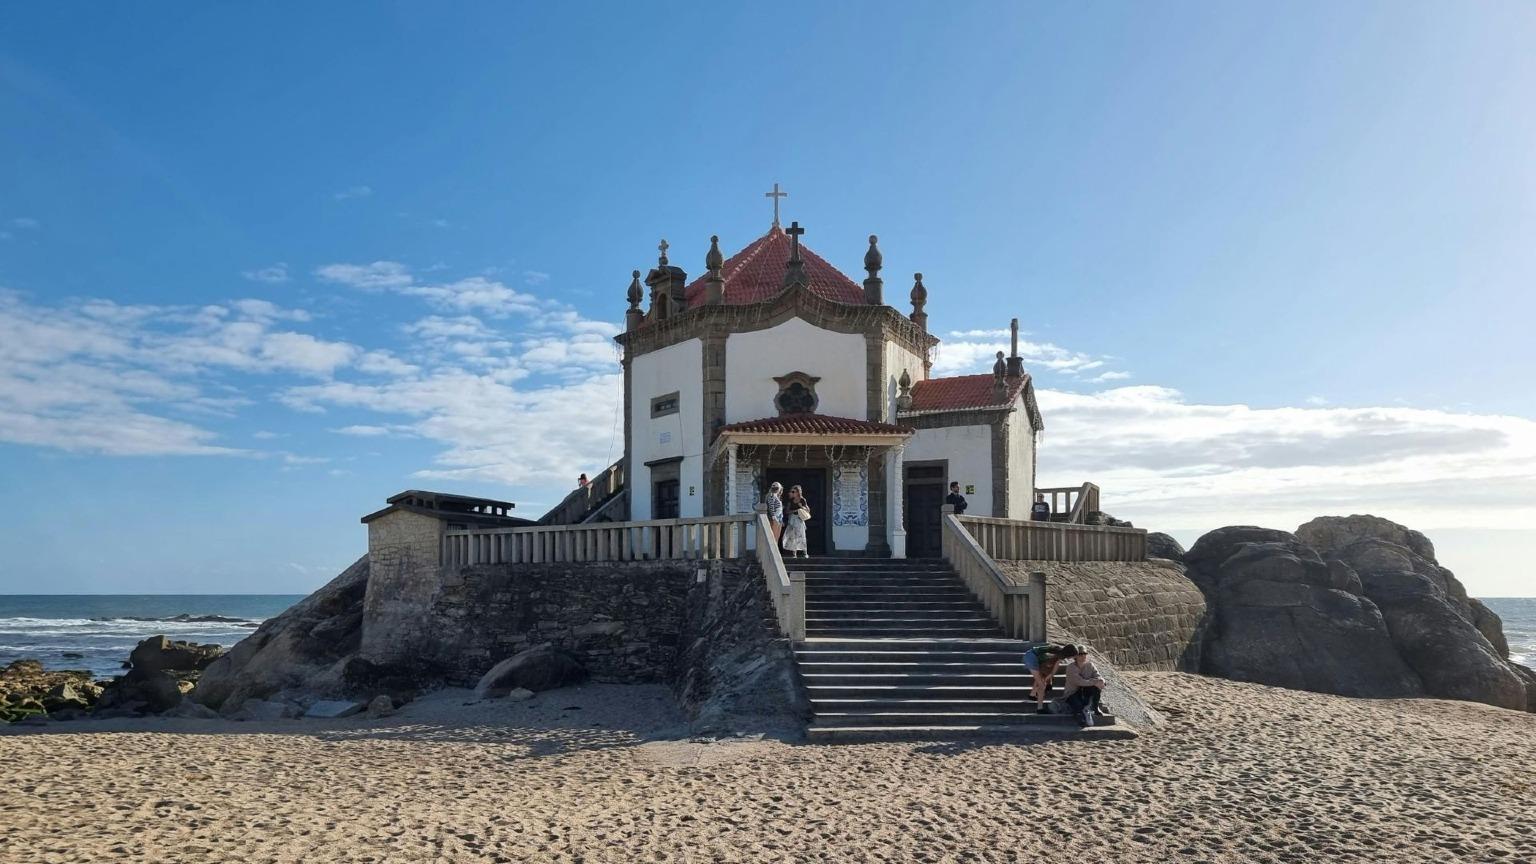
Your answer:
[2,673,1533,863]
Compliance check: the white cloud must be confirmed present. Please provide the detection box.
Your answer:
[933,330,1110,377]
[1036,385,1536,531]
[315,261,413,290]
[1306,395,1330,406]
[10,217,40,229]
[241,264,290,284]
[1089,370,1132,383]
[523,270,550,286]
[333,424,391,437]
[333,185,373,200]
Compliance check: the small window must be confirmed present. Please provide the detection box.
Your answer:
[772,372,821,416]
[651,392,680,418]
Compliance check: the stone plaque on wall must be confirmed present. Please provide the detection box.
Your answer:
[831,462,868,526]
[734,464,759,513]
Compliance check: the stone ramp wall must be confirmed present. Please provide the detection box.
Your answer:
[997,559,1207,672]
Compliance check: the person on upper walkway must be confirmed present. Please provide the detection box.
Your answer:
[1030,492,1052,521]
[945,482,968,515]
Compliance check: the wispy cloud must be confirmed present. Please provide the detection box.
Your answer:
[933,329,1110,377]
[9,217,40,229]
[333,185,373,201]
[241,263,290,284]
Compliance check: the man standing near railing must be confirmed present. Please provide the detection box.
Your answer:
[945,481,968,515]
[1030,492,1052,521]
[766,482,785,545]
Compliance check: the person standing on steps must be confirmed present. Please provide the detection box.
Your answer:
[782,484,811,559]
[1030,492,1052,521]
[1023,643,1075,714]
[1062,646,1108,727]
[765,482,785,547]
[945,481,968,515]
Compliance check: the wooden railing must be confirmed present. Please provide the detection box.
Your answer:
[442,514,754,567]
[754,505,805,641]
[958,513,1146,562]
[538,460,626,526]
[941,508,1046,642]
[1035,482,1100,524]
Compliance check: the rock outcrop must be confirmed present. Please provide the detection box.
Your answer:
[1183,516,1533,712]
[475,645,588,698]
[1,660,104,722]
[1185,527,1421,699]
[1145,532,1186,563]
[94,635,226,715]
[195,555,369,712]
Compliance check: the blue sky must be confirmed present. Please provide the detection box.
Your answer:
[2,2,1534,595]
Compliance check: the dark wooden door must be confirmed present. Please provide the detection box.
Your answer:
[770,468,828,556]
[654,480,680,519]
[905,482,945,557]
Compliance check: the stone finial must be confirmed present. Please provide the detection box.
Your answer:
[783,221,808,288]
[992,351,1008,399]
[625,269,644,331]
[993,351,1007,379]
[658,238,670,266]
[862,234,884,305]
[896,367,913,412]
[909,272,928,330]
[704,235,725,305]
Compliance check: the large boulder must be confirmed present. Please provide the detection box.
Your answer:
[95,668,185,714]
[129,636,224,674]
[1145,532,1186,563]
[195,555,369,711]
[1296,514,1436,562]
[1187,528,1422,699]
[475,644,588,698]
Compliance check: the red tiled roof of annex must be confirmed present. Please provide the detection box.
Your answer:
[905,374,1029,413]
[683,226,867,306]
[718,414,913,436]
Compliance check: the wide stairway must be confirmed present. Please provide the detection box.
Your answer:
[792,557,1113,741]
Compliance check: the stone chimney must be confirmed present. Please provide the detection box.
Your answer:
[1006,317,1024,378]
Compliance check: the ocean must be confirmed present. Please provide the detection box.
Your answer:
[0,595,304,679]
[2,594,1533,681]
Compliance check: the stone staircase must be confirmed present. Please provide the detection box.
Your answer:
[791,557,1114,741]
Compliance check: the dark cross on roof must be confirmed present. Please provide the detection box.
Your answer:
[785,221,804,260]
[765,182,788,228]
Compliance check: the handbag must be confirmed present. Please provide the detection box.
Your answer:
[796,507,812,522]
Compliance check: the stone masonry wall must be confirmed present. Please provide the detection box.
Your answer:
[998,559,1208,671]
[426,560,698,686]
[360,509,444,665]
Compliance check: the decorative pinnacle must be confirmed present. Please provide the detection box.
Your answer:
[783,221,807,287]
[864,235,882,277]
[705,235,723,275]
[898,367,911,392]
[658,238,669,266]
[993,351,1007,378]
[626,269,643,308]
[911,272,927,306]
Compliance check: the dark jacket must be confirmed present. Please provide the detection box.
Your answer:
[945,492,967,514]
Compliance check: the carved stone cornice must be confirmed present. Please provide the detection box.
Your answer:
[614,282,938,360]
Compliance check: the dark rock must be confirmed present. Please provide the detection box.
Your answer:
[1296,514,1436,562]
[128,635,224,674]
[195,556,369,711]
[475,645,588,698]
[1186,527,1422,699]
[96,669,185,714]
[1145,532,1186,563]
[1468,598,1511,658]
[1365,583,1526,711]
[61,652,84,660]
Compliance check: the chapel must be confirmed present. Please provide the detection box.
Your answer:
[604,205,1044,559]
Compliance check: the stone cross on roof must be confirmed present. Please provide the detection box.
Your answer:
[764,182,788,228]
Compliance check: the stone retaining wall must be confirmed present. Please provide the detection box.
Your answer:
[427,560,703,685]
[998,559,1208,671]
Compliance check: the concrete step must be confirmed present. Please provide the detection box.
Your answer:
[803,590,975,601]
[805,628,1005,639]
[807,685,1038,700]
[796,652,1026,665]
[809,698,1048,713]
[801,672,1049,686]
[800,662,1049,675]
[807,599,984,608]
[805,723,1132,742]
[806,613,997,625]
[809,711,1117,729]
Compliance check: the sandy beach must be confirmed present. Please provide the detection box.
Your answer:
[2,673,1532,864]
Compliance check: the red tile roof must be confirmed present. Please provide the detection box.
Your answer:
[683,226,868,306]
[905,374,1028,413]
[719,413,913,436]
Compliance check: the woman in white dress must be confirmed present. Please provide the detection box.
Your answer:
[782,485,811,558]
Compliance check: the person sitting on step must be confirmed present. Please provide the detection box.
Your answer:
[1023,643,1076,714]
[1062,646,1109,727]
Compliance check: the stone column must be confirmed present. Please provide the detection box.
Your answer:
[888,444,907,559]
[724,443,739,515]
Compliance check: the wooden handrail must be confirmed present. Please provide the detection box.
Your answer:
[441,513,754,567]
[958,513,1146,562]
[538,459,626,525]
[755,505,804,641]
[941,507,1046,642]
[1035,482,1099,524]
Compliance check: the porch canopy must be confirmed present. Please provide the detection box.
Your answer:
[710,413,915,452]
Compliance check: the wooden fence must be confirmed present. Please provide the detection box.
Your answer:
[955,511,1147,562]
[1035,482,1100,524]
[442,514,755,567]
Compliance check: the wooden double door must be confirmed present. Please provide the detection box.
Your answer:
[904,463,947,558]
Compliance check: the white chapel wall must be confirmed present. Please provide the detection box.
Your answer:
[629,337,704,519]
[904,423,994,517]
[724,317,867,421]
[1007,397,1036,518]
